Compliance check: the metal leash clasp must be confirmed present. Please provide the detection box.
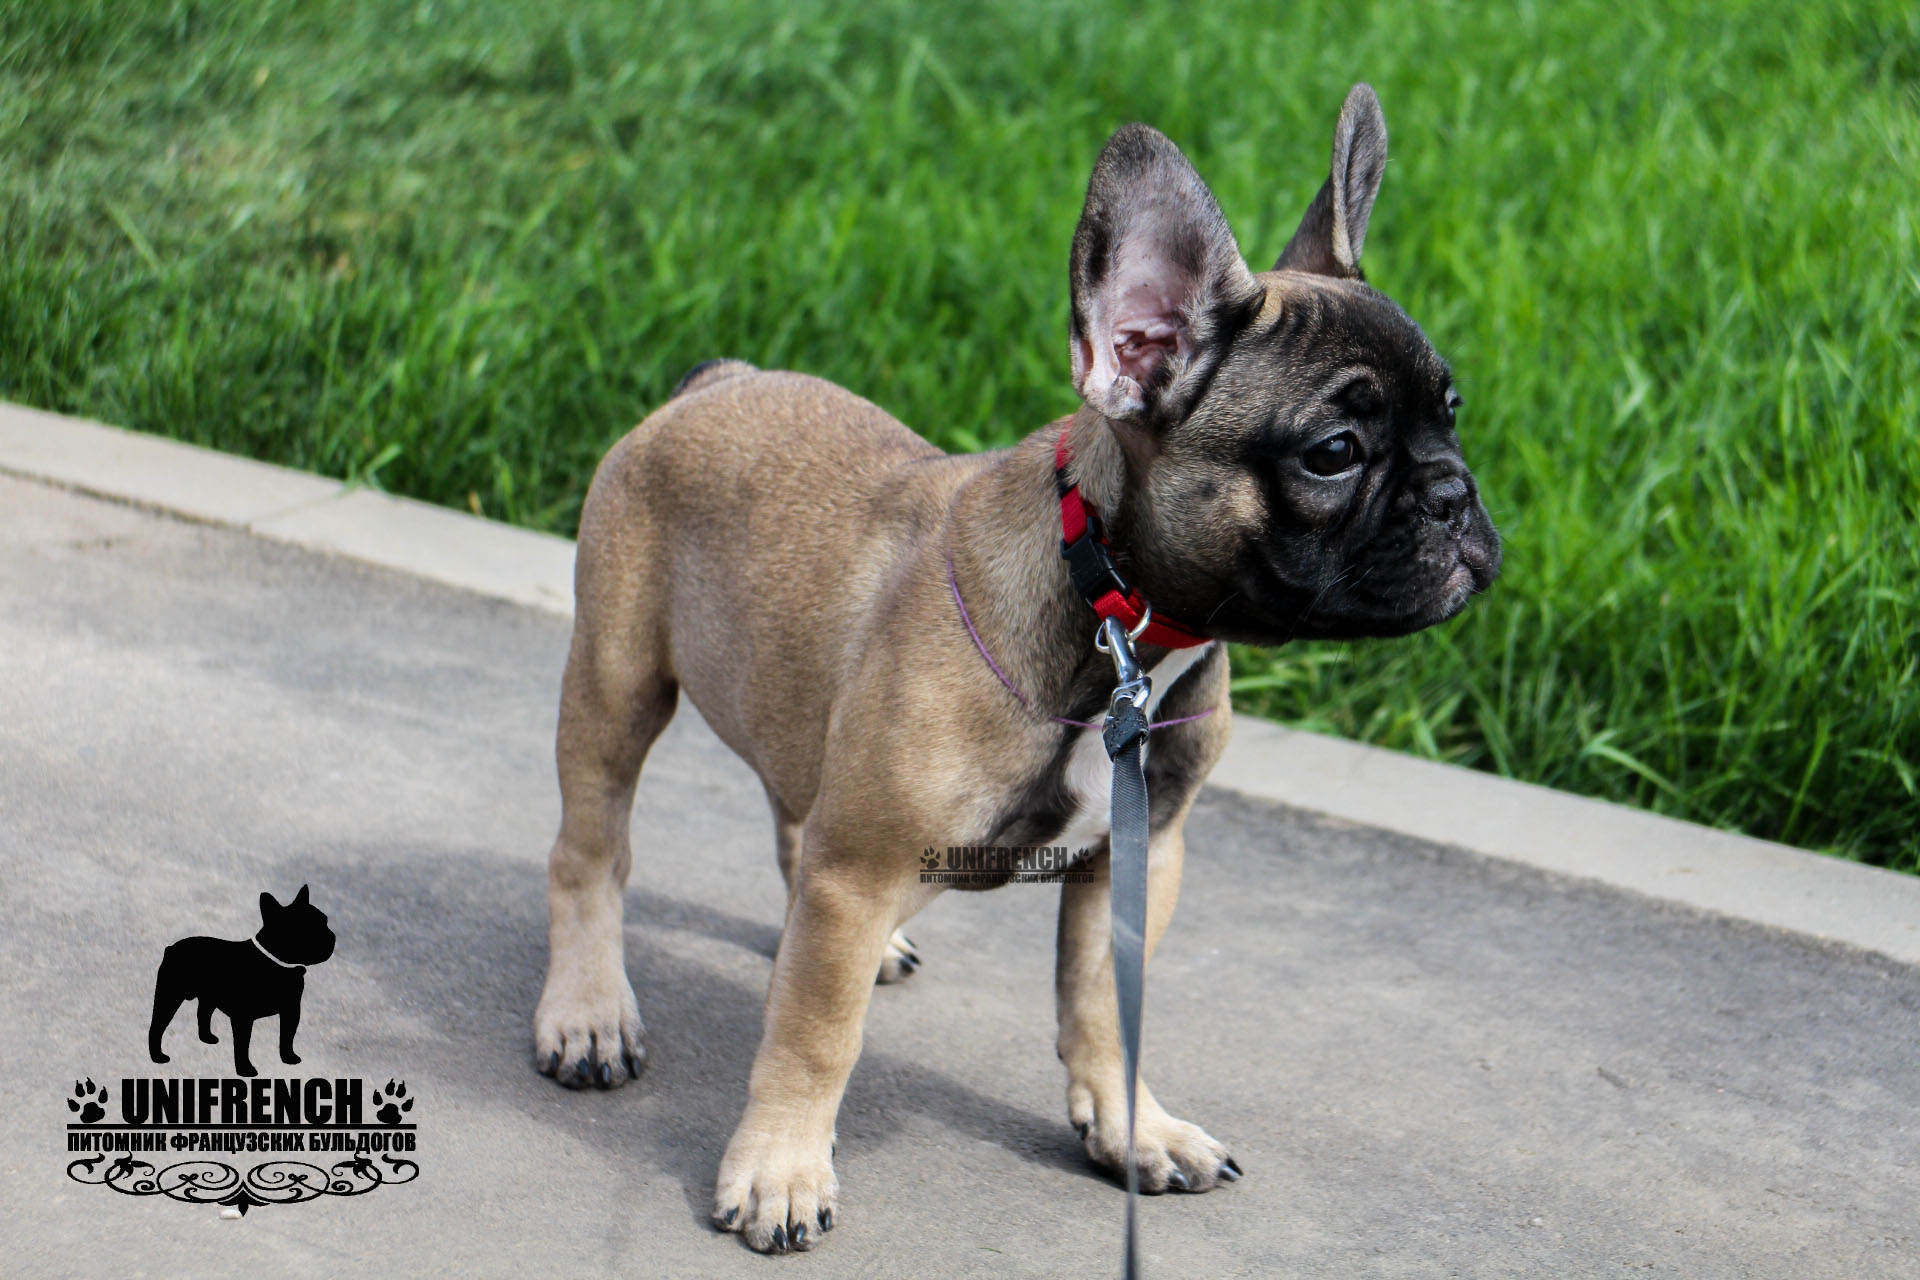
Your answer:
[1094,609,1152,713]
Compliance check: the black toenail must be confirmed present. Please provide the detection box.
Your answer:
[1221,1156,1243,1181]
[543,1051,559,1075]
[1167,1166,1190,1191]
[770,1225,786,1252]
[719,1207,737,1228]
[597,1061,613,1087]
[818,1207,833,1231]
[792,1223,808,1247]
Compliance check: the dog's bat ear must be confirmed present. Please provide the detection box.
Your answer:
[293,883,310,907]
[1069,123,1260,423]
[1275,83,1388,279]
[259,891,279,918]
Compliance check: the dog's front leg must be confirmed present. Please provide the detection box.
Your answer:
[278,999,302,1065]
[1056,828,1241,1192]
[713,847,904,1253]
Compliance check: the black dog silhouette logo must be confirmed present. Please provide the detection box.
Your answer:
[148,884,335,1076]
[65,884,424,1215]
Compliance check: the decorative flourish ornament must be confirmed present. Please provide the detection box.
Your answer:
[67,1154,419,1215]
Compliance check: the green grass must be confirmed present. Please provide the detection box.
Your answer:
[3,0,1916,867]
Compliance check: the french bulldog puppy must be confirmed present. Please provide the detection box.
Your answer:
[149,884,336,1077]
[534,84,1499,1253]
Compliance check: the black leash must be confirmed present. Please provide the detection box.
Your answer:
[1095,615,1154,1280]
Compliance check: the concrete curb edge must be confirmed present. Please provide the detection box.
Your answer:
[4,401,1914,965]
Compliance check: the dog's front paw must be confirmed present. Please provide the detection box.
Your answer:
[874,929,920,984]
[533,962,646,1090]
[712,1117,838,1253]
[1068,1082,1241,1194]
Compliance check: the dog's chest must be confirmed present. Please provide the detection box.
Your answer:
[1048,642,1214,856]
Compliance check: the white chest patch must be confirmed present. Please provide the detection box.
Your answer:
[1052,642,1215,858]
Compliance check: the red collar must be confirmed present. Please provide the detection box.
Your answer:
[1054,434,1211,649]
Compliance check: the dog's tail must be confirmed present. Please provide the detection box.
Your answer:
[670,358,757,400]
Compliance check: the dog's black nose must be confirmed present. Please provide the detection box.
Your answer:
[1421,474,1470,522]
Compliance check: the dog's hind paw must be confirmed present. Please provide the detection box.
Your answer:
[533,967,647,1090]
[875,929,920,984]
[1069,1082,1240,1195]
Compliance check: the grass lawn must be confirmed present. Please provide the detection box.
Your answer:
[4,0,1916,868]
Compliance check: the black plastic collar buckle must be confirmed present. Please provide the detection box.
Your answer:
[1062,514,1131,603]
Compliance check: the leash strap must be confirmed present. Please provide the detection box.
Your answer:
[1097,617,1154,1280]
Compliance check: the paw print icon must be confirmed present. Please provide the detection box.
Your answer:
[68,1078,108,1125]
[371,1079,414,1125]
[921,847,941,871]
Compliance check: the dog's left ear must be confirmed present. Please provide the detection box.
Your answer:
[259,891,281,920]
[1274,83,1389,279]
[292,884,310,907]
[1069,124,1261,423]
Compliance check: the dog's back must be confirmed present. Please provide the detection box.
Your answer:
[572,362,976,803]
[668,357,756,400]
[154,935,294,1016]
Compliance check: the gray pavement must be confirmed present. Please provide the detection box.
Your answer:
[2,472,1916,1279]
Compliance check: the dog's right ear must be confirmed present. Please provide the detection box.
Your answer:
[1274,83,1389,279]
[1069,124,1261,425]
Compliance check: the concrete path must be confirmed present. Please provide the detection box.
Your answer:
[3,469,1917,1279]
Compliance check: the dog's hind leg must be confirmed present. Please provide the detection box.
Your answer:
[230,1016,258,1077]
[147,959,186,1064]
[767,782,920,985]
[874,923,922,985]
[767,781,805,897]
[195,999,219,1044]
[534,452,676,1091]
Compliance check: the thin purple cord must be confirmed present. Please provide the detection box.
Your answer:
[947,556,1215,733]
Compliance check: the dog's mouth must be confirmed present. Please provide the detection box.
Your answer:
[1279,529,1499,641]
[1420,524,1502,625]
[1456,521,1502,590]
[1434,556,1487,617]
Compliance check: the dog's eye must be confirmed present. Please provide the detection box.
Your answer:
[1446,390,1463,421]
[1301,433,1361,477]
